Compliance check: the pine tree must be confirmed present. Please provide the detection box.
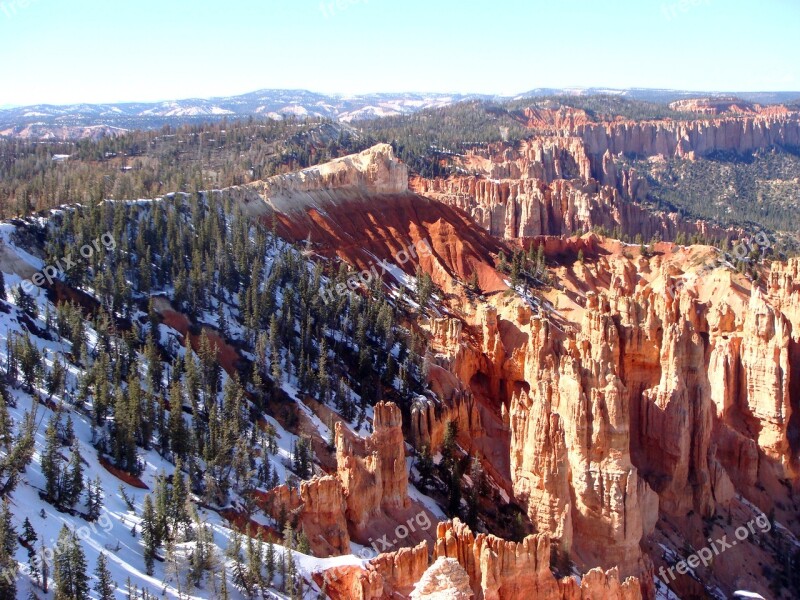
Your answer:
[144,332,163,394]
[285,545,297,596]
[87,475,103,521]
[170,459,190,535]
[53,525,90,600]
[141,495,157,575]
[0,392,36,497]
[441,420,457,469]
[167,381,187,460]
[65,440,84,508]
[265,540,276,585]
[153,473,169,547]
[297,530,310,555]
[22,517,37,544]
[415,445,434,492]
[22,517,40,587]
[0,500,17,599]
[13,285,38,318]
[41,415,61,503]
[94,553,116,600]
[245,532,263,593]
[220,566,230,600]
[225,530,248,595]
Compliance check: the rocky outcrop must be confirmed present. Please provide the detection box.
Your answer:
[768,258,800,340]
[321,519,643,600]
[433,519,644,600]
[410,557,474,600]
[412,171,731,243]
[507,292,658,576]
[336,401,410,531]
[226,140,800,598]
[411,238,797,596]
[576,113,800,162]
[318,541,429,600]
[412,110,800,243]
[668,98,768,115]
[260,475,350,557]
[229,143,409,216]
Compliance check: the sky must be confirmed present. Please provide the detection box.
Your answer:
[0,0,798,106]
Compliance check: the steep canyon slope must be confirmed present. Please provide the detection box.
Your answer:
[223,133,800,600]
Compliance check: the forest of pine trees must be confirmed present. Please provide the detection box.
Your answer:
[0,188,431,596]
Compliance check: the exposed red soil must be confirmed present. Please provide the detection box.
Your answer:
[44,280,132,331]
[268,192,509,295]
[219,507,280,542]
[158,308,243,377]
[98,456,148,489]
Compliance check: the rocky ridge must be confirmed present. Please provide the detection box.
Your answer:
[225,139,799,599]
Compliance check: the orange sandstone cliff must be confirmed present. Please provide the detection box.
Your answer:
[223,141,799,599]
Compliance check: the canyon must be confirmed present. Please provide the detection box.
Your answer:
[221,125,800,599]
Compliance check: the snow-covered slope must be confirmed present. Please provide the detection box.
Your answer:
[0,199,442,598]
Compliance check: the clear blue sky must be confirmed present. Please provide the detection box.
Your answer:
[0,0,797,105]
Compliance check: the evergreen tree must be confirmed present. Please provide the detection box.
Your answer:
[22,517,40,587]
[41,415,61,503]
[265,540,276,586]
[65,440,84,508]
[440,420,458,468]
[0,500,17,599]
[297,530,310,555]
[167,381,188,460]
[415,445,434,492]
[141,495,157,575]
[225,530,248,596]
[0,391,36,498]
[13,286,38,319]
[87,476,103,521]
[170,459,190,534]
[53,525,90,600]
[94,553,116,600]
[245,532,263,593]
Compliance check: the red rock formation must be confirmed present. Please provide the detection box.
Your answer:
[411,110,800,243]
[259,475,350,557]
[668,98,771,115]
[336,401,410,531]
[320,520,644,600]
[577,113,800,160]
[412,165,733,243]
[317,541,429,600]
[434,519,645,600]
[222,144,800,598]
[223,144,509,295]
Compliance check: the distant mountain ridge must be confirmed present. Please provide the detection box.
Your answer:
[1,87,799,139]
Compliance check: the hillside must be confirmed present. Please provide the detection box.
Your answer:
[0,119,798,600]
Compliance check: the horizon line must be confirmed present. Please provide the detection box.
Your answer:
[3,86,800,110]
